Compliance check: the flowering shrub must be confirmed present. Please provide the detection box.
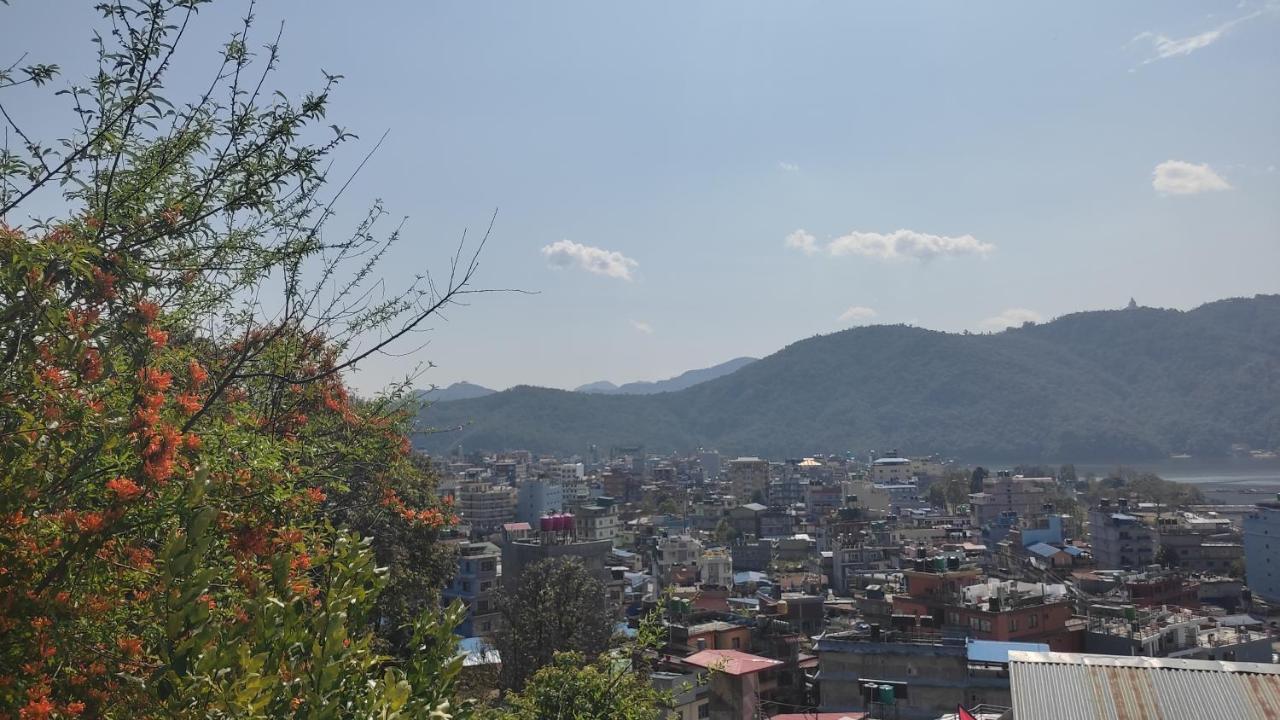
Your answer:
[0,2,479,717]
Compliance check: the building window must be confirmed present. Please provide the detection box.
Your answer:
[698,704,710,719]
[1010,618,1019,631]
[1029,614,1039,629]
[732,637,741,649]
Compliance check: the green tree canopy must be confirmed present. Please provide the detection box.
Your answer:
[495,557,615,692]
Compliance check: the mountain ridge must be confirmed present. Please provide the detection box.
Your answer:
[413,295,1280,461]
[574,356,758,395]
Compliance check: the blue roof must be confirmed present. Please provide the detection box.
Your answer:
[1027,542,1066,558]
[1111,513,1139,521]
[610,548,636,558]
[614,622,638,639]
[456,637,501,666]
[966,639,1050,664]
[1061,545,1085,557]
[734,570,770,584]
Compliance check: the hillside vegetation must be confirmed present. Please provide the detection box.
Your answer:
[414,295,1280,460]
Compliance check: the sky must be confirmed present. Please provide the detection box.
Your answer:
[3,1,1279,394]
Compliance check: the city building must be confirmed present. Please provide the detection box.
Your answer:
[942,579,1081,652]
[700,547,733,588]
[444,541,501,637]
[575,497,619,544]
[968,472,1053,526]
[1088,499,1157,570]
[456,479,516,535]
[1243,497,1280,604]
[869,454,913,484]
[726,457,770,503]
[514,477,564,525]
[683,649,782,720]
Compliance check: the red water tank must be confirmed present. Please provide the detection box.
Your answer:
[539,516,553,532]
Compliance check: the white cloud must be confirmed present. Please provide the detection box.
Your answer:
[541,239,638,281]
[778,161,800,173]
[980,308,1043,331]
[1152,160,1232,195]
[784,229,819,256]
[837,306,878,325]
[1130,7,1271,65]
[629,319,653,334]
[786,228,994,261]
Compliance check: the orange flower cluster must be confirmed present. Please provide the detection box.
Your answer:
[105,477,142,503]
[379,488,455,528]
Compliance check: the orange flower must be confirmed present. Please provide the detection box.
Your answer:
[76,512,105,534]
[106,476,143,502]
[117,636,142,658]
[64,701,86,716]
[188,359,208,386]
[175,393,201,416]
[138,368,172,392]
[80,348,103,382]
[145,326,168,349]
[135,300,160,323]
[39,367,64,386]
[19,695,55,720]
[305,487,326,504]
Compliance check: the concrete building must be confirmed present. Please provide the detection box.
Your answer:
[816,632,1042,719]
[1243,497,1280,604]
[575,497,619,545]
[444,541,501,637]
[456,479,516,535]
[1088,500,1157,570]
[699,450,722,480]
[700,547,733,588]
[1083,606,1273,663]
[726,457,770,503]
[650,670,709,720]
[658,534,704,578]
[683,649,782,720]
[942,579,1080,652]
[515,477,564,525]
[500,525,614,591]
[968,472,1053,526]
[869,454,913,484]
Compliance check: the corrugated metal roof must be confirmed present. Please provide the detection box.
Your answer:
[1008,651,1280,720]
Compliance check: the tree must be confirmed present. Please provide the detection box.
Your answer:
[969,466,989,494]
[1,2,486,716]
[714,518,740,544]
[495,557,615,692]
[485,652,666,720]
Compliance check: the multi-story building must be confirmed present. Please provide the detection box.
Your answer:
[515,477,564,525]
[444,541,501,637]
[658,534,704,578]
[699,450,722,481]
[700,547,733,588]
[1089,499,1158,569]
[943,579,1081,652]
[726,457,770,503]
[1083,606,1272,662]
[456,479,516,535]
[869,454,913,484]
[1157,528,1243,575]
[501,531,614,591]
[968,472,1054,526]
[575,497,619,545]
[1243,497,1280,604]
[804,482,844,520]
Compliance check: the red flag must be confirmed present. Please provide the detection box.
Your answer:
[957,705,978,720]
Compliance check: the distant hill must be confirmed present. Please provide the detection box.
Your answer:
[414,381,496,403]
[414,295,1280,461]
[575,356,758,395]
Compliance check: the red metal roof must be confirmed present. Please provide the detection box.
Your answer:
[682,649,782,676]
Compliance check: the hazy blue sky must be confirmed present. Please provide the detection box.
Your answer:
[4,1,1278,393]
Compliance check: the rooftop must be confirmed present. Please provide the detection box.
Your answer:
[682,649,783,676]
[1008,651,1280,720]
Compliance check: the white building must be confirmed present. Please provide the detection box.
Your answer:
[700,548,733,588]
[658,534,704,576]
[515,478,564,525]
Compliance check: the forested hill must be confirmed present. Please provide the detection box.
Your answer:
[413,295,1280,461]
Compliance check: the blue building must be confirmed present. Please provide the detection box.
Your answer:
[444,541,501,637]
[1243,498,1280,604]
